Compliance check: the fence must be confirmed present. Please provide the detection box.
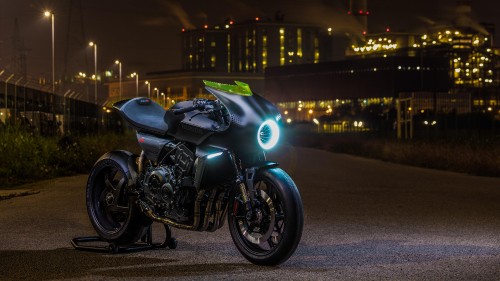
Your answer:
[0,70,119,135]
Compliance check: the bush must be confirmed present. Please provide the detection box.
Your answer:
[0,128,139,187]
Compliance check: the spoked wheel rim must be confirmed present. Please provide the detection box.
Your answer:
[90,165,131,234]
[232,179,286,255]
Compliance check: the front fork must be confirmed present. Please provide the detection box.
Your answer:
[238,168,257,214]
[229,152,278,215]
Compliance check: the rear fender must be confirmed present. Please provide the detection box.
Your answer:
[93,150,138,189]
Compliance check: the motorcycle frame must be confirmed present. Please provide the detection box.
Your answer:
[126,146,279,233]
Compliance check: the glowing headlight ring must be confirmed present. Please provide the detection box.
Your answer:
[257,119,280,150]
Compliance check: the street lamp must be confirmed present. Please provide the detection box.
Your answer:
[313,118,320,133]
[89,41,97,103]
[131,72,139,97]
[154,87,159,102]
[115,60,122,100]
[161,92,165,107]
[145,81,150,98]
[44,11,55,95]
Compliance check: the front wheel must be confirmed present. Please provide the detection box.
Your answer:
[228,168,304,266]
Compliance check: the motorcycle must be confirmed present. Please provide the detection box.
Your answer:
[86,80,303,265]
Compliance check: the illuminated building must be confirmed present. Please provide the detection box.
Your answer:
[181,18,333,73]
[182,27,228,72]
[265,1,499,127]
[265,55,452,122]
[347,28,496,89]
[346,1,497,89]
[106,18,335,106]
[106,18,335,105]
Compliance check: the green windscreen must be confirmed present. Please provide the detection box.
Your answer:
[203,80,253,96]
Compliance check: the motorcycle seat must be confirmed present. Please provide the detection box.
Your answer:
[115,98,168,135]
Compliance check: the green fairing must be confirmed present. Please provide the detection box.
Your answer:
[203,80,253,96]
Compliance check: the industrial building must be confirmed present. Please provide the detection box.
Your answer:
[264,0,499,136]
[105,0,499,139]
[107,17,333,105]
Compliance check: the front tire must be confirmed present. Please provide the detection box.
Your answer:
[86,157,149,245]
[228,168,304,266]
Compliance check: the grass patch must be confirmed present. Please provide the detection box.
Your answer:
[287,131,500,178]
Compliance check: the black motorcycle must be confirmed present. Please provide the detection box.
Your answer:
[86,81,303,265]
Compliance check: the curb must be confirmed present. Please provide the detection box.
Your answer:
[0,189,40,200]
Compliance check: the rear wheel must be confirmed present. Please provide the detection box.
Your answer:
[86,158,149,245]
[228,168,303,266]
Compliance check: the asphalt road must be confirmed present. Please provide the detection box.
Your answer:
[1,145,500,280]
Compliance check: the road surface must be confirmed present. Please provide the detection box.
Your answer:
[1,145,500,280]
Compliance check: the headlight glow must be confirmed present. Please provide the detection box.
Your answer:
[258,119,280,150]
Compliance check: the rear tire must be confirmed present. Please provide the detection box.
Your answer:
[86,157,150,246]
[228,167,304,266]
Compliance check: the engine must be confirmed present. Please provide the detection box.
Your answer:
[143,144,196,222]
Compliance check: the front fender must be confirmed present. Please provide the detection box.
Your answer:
[250,161,279,171]
[245,161,279,191]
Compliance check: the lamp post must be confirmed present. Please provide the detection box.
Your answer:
[161,92,165,107]
[115,60,122,100]
[44,11,55,95]
[63,90,72,133]
[131,72,139,96]
[4,74,14,122]
[145,81,150,98]
[14,77,23,123]
[89,41,97,104]
[154,87,159,102]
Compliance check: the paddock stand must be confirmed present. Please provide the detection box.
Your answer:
[71,224,177,254]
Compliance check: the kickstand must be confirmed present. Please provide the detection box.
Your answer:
[71,224,177,253]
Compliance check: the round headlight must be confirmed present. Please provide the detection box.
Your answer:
[257,119,280,150]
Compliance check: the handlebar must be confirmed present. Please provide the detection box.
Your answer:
[173,106,197,115]
[172,99,222,115]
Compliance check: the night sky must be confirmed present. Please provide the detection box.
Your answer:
[0,0,498,80]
